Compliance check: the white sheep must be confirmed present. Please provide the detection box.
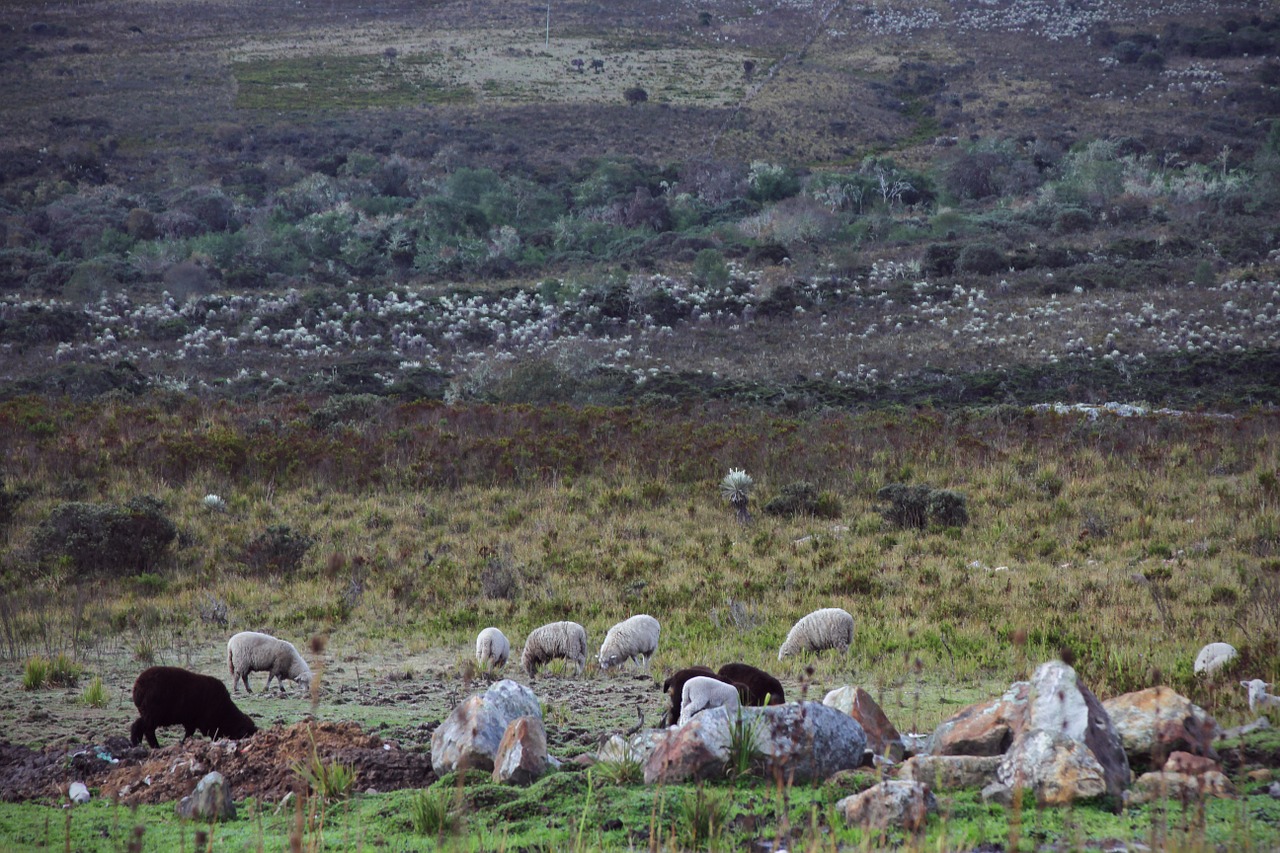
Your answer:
[521,621,587,677]
[677,676,740,725]
[778,607,855,661]
[227,631,312,695]
[1241,679,1280,714]
[1193,642,1238,676]
[597,614,660,670]
[476,627,511,669]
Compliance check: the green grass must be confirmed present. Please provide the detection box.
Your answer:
[1,770,1276,851]
[233,54,472,110]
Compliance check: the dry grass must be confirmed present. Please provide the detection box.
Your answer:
[1,399,1276,733]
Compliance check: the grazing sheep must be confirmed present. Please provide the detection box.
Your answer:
[476,627,511,669]
[1241,679,1280,714]
[718,662,786,706]
[661,665,718,726]
[227,631,312,694]
[778,607,855,660]
[598,614,660,671]
[130,666,257,748]
[678,676,741,725]
[662,665,718,725]
[1194,642,1238,675]
[521,621,588,677]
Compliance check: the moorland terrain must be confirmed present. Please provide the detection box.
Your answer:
[1,0,1280,849]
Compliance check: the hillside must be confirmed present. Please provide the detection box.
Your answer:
[1,0,1277,407]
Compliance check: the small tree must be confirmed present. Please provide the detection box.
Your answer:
[720,469,754,525]
[623,86,648,105]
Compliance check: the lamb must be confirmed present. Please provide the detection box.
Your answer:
[718,662,786,706]
[227,631,312,694]
[778,607,855,660]
[476,627,511,669]
[1193,642,1237,675]
[661,665,719,726]
[1241,679,1280,714]
[130,666,257,748]
[521,620,588,677]
[598,614,660,671]
[678,676,741,725]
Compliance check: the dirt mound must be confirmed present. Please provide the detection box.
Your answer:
[0,721,435,806]
[99,720,435,804]
[0,742,75,802]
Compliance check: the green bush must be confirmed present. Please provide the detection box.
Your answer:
[876,484,969,529]
[955,243,1005,275]
[31,497,176,578]
[763,481,843,518]
[922,243,961,276]
[241,525,314,576]
[927,489,970,527]
[692,248,729,288]
[1053,207,1094,234]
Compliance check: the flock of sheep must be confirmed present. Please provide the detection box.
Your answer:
[128,612,1279,750]
[127,608,857,748]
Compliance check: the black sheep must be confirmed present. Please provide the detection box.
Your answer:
[660,665,721,726]
[130,666,257,748]
[718,662,786,706]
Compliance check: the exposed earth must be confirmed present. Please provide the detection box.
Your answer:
[0,642,689,805]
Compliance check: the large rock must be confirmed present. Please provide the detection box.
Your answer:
[431,696,509,775]
[644,702,867,785]
[824,686,905,762]
[750,702,868,783]
[1025,660,1128,799]
[897,755,1001,790]
[485,680,542,725]
[997,729,1109,806]
[926,682,1030,756]
[643,707,734,784]
[1102,686,1220,770]
[493,716,548,786]
[837,780,936,831]
[175,771,236,821]
[1127,770,1235,806]
[432,680,546,776]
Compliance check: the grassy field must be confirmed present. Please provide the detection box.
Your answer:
[2,0,1280,847]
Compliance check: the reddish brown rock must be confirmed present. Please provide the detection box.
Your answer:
[926,683,1030,756]
[1163,751,1220,777]
[1102,687,1220,771]
[824,686,905,762]
[642,710,732,785]
[492,716,548,786]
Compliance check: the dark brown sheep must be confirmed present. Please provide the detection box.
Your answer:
[130,666,257,748]
[660,665,721,726]
[718,662,786,706]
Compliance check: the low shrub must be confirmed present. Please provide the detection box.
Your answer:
[30,497,176,578]
[241,525,314,576]
[763,481,843,518]
[876,483,969,529]
[955,243,1005,275]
